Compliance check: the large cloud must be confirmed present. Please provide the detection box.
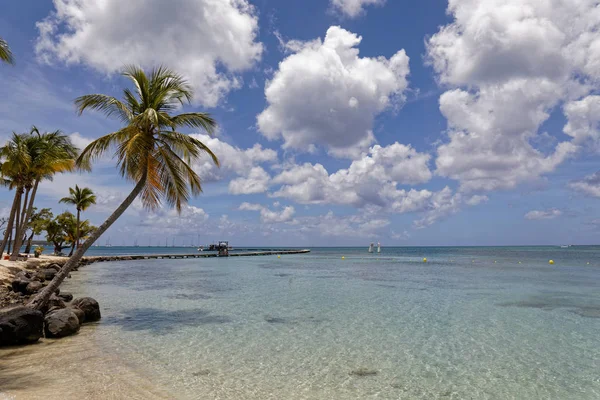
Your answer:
[428,0,600,192]
[269,142,473,227]
[257,26,410,158]
[330,0,386,18]
[271,142,431,207]
[35,0,263,107]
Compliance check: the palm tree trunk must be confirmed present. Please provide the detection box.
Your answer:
[11,181,39,261]
[68,243,75,257]
[19,187,30,231]
[6,229,12,255]
[29,176,147,311]
[76,209,81,249]
[0,189,20,256]
[9,191,22,258]
[24,231,35,254]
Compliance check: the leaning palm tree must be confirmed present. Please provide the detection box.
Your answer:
[0,37,14,65]
[30,65,219,310]
[59,185,96,250]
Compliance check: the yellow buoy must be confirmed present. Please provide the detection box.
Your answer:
[277,255,281,259]
[423,258,427,263]
[549,260,554,265]
[342,256,345,260]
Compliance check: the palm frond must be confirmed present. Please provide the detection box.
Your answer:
[0,37,14,65]
[74,94,132,122]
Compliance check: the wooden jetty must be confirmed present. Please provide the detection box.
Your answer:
[78,249,311,264]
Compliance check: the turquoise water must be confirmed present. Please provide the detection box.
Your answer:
[64,247,600,399]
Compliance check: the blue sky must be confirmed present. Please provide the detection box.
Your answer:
[1,0,599,247]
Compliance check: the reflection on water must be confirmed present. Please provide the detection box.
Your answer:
[5,247,600,399]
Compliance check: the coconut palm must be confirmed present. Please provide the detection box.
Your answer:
[59,185,96,251]
[8,129,78,260]
[0,37,14,65]
[0,133,32,256]
[30,65,219,310]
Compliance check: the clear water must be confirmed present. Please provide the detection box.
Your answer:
[62,247,600,399]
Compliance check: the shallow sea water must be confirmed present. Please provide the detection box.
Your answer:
[23,247,600,399]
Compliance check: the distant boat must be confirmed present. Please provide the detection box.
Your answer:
[377,242,381,253]
[368,243,374,253]
[559,245,571,248]
[105,237,112,247]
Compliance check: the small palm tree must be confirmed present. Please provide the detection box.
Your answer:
[30,65,219,310]
[0,37,14,65]
[59,185,96,251]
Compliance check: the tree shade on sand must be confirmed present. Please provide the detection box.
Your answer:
[30,65,219,310]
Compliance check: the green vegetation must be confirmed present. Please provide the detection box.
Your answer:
[60,185,97,251]
[30,65,219,310]
[0,127,78,260]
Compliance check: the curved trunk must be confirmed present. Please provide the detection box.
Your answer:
[11,181,39,261]
[76,208,81,249]
[68,243,75,257]
[24,230,35,254]
[0,189,20,256]
[54,242,63,255]
[30,176,147,311]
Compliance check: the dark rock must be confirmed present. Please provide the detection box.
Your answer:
[25,281,43,294]
[46,263,62,271]
[0,306,44,346]
[38,269,57,281]
[54,288,60,296]
[58,292,73,302]
[72,297,101,322]
[11,278,30,294]
[44,308,80,338]
[70,307,85,324]
[46,294,67,314]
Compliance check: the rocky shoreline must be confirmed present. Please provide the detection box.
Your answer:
[0,256,104,346]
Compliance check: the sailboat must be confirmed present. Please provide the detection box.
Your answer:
[368,243,374,253]
[377,242,381,253]
[105,237,112,247]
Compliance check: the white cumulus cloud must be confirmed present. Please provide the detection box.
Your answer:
[330,0,386,18]
[568,171,600,198]
[428,0,600,192]
[228,167,271,195]
[239,202,295,224]
[257,26,410,158]
[191,134,278,184]
[524,209,562,220]
[35,0,263,107]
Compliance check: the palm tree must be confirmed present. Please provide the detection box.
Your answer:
[0,37,14,65]
[8,128,77,260]
[59,185,96,251]
[0,133,32,256]
[30,65,219,310]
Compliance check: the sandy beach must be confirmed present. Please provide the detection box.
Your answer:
[0,324,172,400]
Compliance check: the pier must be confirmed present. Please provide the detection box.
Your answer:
[78,249,311,264]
